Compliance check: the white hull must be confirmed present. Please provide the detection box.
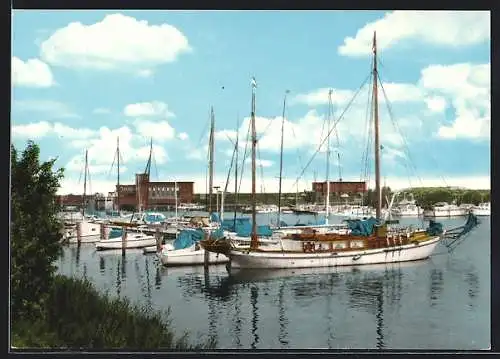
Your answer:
[160,245,229,266]
[423,209,466,217]
[64,220,103,243]
[68,234,101,244]
[227,236,441,269]
[472,208,490,216]
[95,233,157,250]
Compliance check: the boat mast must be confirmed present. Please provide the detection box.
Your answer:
[277,90,289,227]
[372,31,382,221]
[208,107,215,215]
[82,149,88,217]
[325,89,332,225]
[233,116,239,229]
[116,137,120,211]
[251,77,258,249]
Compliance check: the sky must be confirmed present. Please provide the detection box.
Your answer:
[11,10,491,195]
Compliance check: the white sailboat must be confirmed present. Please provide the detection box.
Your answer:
[423,202,466,217]
[63,149,102,244]
[95,231,157,250]
[202,33,447,270]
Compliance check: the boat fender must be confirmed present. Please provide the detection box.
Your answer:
[353,254,362,261]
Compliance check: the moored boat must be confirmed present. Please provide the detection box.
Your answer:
[95,232,157,250]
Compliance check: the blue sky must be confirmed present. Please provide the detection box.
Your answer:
[11,10,490,194]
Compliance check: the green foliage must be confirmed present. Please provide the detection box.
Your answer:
[10,141,64,322]
[12,275,216,350]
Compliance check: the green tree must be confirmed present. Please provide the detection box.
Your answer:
[11,141,64,322]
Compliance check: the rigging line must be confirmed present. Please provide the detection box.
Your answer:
[256,116,276,143]
[288,72,372,192]
[77,149,85,184]
[360,71,373,183]
[377,73,424,187]
[257,141,266,194]
[108,150,117,179]
[197,112,211,147]
[238,120,252,195]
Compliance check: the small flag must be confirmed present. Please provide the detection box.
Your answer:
[380,144,384,150]
[251,77,257,88]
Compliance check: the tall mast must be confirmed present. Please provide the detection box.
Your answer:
[208,106,215,215]
[277,90,289,227]
[372,31,382,220]
[82,149,88,217]
[233,116,239,229]
[250,77,258,249]
[116,137,120,211]
[145,137,153,177]
[325,89,332,225]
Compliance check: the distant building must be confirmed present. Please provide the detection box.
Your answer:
[117,173,194,210]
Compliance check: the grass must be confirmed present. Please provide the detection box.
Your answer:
[11,275,216,350]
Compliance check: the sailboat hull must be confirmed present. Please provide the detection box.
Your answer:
[160,246,230,266]
[228,236,441,269]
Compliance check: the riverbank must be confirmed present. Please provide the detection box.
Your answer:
[11,275,216,350]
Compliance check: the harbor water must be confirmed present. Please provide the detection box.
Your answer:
[56,214,490,350]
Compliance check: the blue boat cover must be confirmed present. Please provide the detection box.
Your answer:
[235,221,273,237]
[345,217,379,236]
[426,220,444,236]
[221,217,250,232]
[144,212,166,224]
[173,228,205,250]
[210,213,221,223]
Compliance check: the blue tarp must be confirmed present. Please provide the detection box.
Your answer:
[109,227,123,239]
[221,217,250,232]
[426,220,444,236]
[173,228,205,250]
[209,227,225,240]
[144,213,166,224]
[210,213,221,224]
[235,222,273,237]
[345,217,379,236]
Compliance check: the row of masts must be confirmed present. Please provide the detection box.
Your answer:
[79,32,382,246]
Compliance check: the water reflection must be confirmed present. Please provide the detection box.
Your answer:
[54,218,489,350]
[250,285,259,349]
[277,280,289,348]
[99,256,105,274]
[429,268,444,307]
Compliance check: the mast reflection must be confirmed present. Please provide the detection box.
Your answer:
[250,285,259,349]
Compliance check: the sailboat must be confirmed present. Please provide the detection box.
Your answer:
[158,106,231,266]
[201,33,471,270]
[63,149,103,244]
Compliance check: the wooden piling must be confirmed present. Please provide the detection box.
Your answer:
[76,222,82,247]
[121,227,127,257]
[155,227,161,253]
[99,223,105,240]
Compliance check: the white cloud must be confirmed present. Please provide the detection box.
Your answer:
[52,123,96,139]
[137,69,153,78]
[338,11,490,57]
[178,132,189,141]
[136,144,169,164]
[124,101,174,118]
[292,88,354,107]
[40,13,191,71]
[133,119,176,141]
[13,100,80,119]
[11,121,52,139]
[12,56,55,88]
[420,63,490,140]
[93,107,111,115]
[12,121,96,140]
[425,96,447,113]
[244,158,274,168]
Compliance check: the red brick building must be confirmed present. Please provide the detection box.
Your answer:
[117,174,194,210]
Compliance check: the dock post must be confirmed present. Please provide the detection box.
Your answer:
[100,223,105,240]
[121,227,127,257]
[155,227,161,253]
[76,222,82,247]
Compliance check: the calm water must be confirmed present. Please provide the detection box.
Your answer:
[56,214,490,350]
